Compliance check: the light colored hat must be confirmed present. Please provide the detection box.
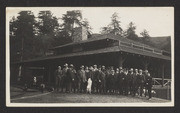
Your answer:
[85,66,89,69]
[130,68,133,71]
[70,64,74,67]
[80,65,84,68]
[145,70,148,72]
[94,65,97,67]
[119,67,123,70]
[139,69,142,72]
[64,63,68,67]
[89,66,93,70]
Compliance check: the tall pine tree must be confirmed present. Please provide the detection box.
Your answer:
[125,22,139,41]
[100,12,123,35]
[37,11,59,54]
[10,11,37,61]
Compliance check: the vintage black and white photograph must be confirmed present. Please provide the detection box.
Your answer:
[6,7,174,107]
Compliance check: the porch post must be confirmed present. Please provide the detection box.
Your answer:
[17,65,22,82]
[161,62,165,87]
[142,58,149,70]
[118,53,126,68]
[144,63,148,70]
[48,66,51,84]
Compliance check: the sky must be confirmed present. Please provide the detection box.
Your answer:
[6,7,174,37]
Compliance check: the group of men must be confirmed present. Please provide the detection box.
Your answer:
[54,63,153,100]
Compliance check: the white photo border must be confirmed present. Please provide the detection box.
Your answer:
[6,7,175,107]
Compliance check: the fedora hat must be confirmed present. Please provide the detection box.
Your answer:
[64,63,68,67]
[129,68,133,71]
[70,64,74,67]
[80,65,84,68]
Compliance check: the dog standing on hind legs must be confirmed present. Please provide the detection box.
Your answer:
[87,78,92,94]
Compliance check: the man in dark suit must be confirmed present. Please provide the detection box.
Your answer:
[66,64,75,93]
[54,66,63,92]
[76,66,82,93]
[144,69,149,97]
[122,69,128,95]
[78,65,87,93]
[127,68,134,95]
[85,66,89,78]
[67,64,77,93]
[115,68,120,94]
[88,66,94,79]
[97,66,102,93]
[145,72,153,100]
[101,66,106,94]
[118,68,123,95]
[92,65,98,93]
[109,69,116,94]
[132,69,138,96]
[105,67,111,93]
[62,63,69,92]
[137,69,145,97]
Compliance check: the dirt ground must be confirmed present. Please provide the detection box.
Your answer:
[10,86,170,103]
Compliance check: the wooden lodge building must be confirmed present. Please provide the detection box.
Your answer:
[11,27,171,86]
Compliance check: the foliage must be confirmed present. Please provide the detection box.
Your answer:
[100,25,113,35]
[10,11,37,61]
[100,12,123,35]
[37,11,59,36]
[61,10,82,32]
[56,10,92,45]
[10,10,170,63]
[81,18,92,31]
[162,37,171,52]
[125,22,139,41]
[36,11,60,54]
[140,29,150,42]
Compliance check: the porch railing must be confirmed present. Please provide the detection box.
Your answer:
[152,77,171,87]
[118,40,170,56]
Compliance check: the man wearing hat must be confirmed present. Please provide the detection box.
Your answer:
[117,67,123,95]
[122,69,128,95]
[85,66,90,79]
[119,67,123,71]
[105,66,112,93]
[136,69,145,96]
[76,66,82,93]
[127,68,134,95]
[109,69,116,93]
[143,69,149,92]
[62,63,69,92]
[96,66,102,93]
[114,68,120,94]
[54,66,63,92]
[93,65,98,71]
[88,66,94,79]
[78,65,87,93]
[131,69,138,96]
[101,65,107,93]
[92,64,98,93]
[66,64,76,93]
[72,65,77,92]
[145,72,152,100]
